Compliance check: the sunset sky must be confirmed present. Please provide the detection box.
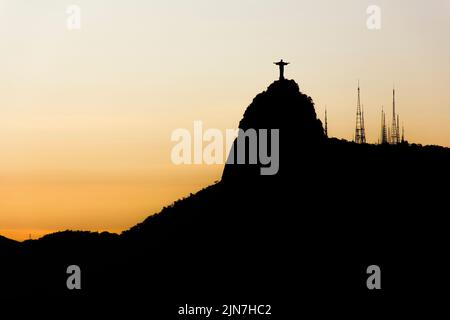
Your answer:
[1,0,450,240]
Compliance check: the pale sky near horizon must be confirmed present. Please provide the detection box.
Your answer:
[1,0,450,240]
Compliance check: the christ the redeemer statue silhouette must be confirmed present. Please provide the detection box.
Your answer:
[274,59,289,80]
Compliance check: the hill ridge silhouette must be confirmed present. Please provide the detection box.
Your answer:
[1,79,449,313]
[2,79,450,244]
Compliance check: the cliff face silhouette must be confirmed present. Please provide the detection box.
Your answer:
[222,79,325,180]
[1,79,449,313]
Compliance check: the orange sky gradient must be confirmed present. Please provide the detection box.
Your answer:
[1,0,450,240]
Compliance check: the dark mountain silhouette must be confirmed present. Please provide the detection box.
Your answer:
[0,235,18,253]
[1,79,449,314]
[222,79,325,180]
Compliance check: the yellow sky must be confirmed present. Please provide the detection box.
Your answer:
[1,0,450,240]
